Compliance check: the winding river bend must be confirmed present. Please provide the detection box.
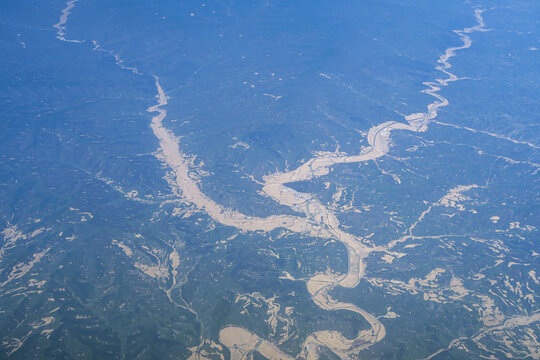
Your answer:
[148,10,488,360]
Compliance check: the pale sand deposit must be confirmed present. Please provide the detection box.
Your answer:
[148,10,489,360]
[53,0,83,43]
[49,3,536,358]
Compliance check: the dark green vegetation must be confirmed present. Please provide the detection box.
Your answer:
[1,0,538,359]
